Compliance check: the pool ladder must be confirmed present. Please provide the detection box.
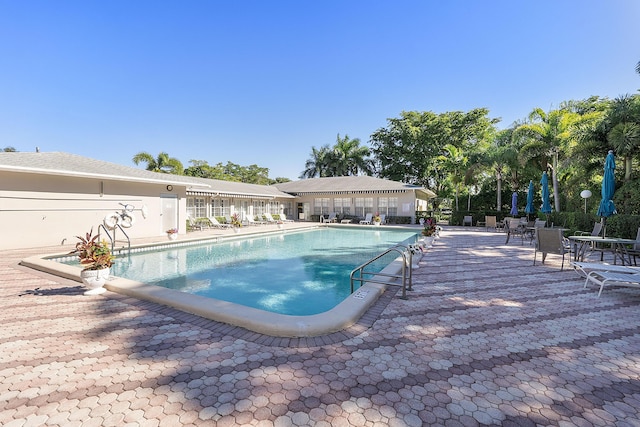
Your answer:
[98,223,131,255]
[349,244,414,300]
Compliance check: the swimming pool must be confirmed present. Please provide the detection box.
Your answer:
[100,227,418,316]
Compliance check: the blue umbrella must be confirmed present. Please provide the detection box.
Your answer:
[510,192,518,216]
[540,171,552,214]
[596,150,617,236]
[525,180,535,217]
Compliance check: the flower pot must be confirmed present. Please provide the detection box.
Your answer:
[374,221,381,226]
[277,223,283,229]
[80,268,110,295]
[233,227,240,234]
[167,233,178,241]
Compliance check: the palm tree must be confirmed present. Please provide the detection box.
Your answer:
[607,95,640,182]
[332,134,373,176]
[515,107,598,212]
[437,144,468,211]
[132,152,184,174]
[300,145,332,178]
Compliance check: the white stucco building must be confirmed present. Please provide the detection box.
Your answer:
[0,152,435,250]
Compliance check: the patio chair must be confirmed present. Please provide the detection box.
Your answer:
[359,213,373,225]
[380,214,386,225]
[187,216,204,231]
[504,217,525,244]
[576,222,603,237]
[246,215,266,226]
[484,215,497,231]
[570,261,640,278]
[584,270,640,297]
[325,212,337,223]
[263,213,277,223]
[533,228,571,270]
[575,221,605,260]
[279,213,294,223]
[208,216,231,228]
[625,227,640,265]
[462,215,472,226]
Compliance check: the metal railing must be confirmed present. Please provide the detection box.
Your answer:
[349,244,414,300]
[98,223,131,255]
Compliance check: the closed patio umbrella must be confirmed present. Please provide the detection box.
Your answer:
[525,180,535,219]
[540,171,552,215]
[510,192,518,216]
[596,150,617,237]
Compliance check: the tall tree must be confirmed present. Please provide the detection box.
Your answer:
[300,145,333,178]
[515,107,598,212]
[300,135,372,178]
[331,134,373,176]
[436,144,467,211]
[2,146,17,152]
[132,152,184,174]
[606,95,640,182]
[370,109,497,206]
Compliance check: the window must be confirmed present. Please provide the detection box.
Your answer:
[354,197,373,217]
[313,198,330,216]
[282,201,293,216]
[378,197,398,216]
[254,200,265,217]
[333,197,351,215]
[211,198,230,217]
[187,197,207,219]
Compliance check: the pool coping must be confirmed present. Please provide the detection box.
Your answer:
[19,226,419,337]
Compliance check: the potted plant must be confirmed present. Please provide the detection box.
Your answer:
[420,217,437,248]
[421,217,437,236]
[231,213,242,233]
[166,227,178,240]
[69,229,114,295]
[373,212,381,226]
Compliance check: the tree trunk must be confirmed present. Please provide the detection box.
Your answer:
[496,171,502,211]
[552,152,561,212]
[625,156,632,182]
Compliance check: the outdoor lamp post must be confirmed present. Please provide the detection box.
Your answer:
[580,189,592,214]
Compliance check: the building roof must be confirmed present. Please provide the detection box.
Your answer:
[275,176,436,199]
[0,152,294,199]
[186,176,294,199]
[0,152,434,200]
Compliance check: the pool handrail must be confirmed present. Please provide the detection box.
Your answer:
[349,244,413,300]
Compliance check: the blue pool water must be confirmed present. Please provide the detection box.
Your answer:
[89,227,417,315]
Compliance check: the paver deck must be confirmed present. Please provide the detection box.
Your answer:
[2,226,639,426]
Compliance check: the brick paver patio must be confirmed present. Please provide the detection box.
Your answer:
[2,227,639,426]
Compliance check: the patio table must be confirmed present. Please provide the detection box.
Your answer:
[567,235,636,265]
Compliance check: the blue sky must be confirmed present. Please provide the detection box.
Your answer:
[1,1,639,180]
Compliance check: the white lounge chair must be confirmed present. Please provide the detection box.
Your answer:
[245,216,266,226]
[570,261,640,278]
[263,213,277,223]
[187,216,204,231]
[279,214,294,223]
[208,216,231,228]
[359,213,373,225]
[326,212,337,223]
[584,270,640,297]
[380,214,386,225]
